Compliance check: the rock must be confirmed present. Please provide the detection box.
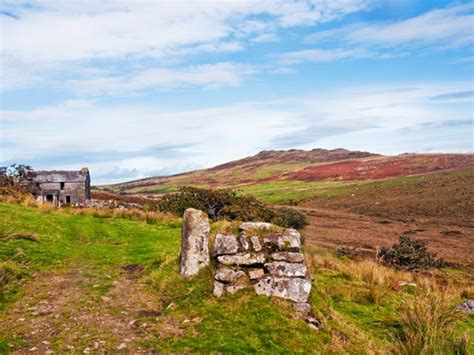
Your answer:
[271,252,305,263]
[457,299,474,314]
[180,208,210,276]
[226,285,246,294]
[238,236,249,251]
[218,253,265,266]
[240,222,274,232]
[265,261,308,278]
[213,281,225,297]
[307,316,323,329]
[254,276,311,303]
[263,229,301,251]
[248,268,265,280]
[250,236,262,252]
[215,268,245,283]
[213,234,239,256]
[293,302,311,316]
[117,343,127,350]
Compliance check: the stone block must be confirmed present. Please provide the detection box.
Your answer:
[217,252,265,266]
[215,268,245,283]
[213,234,239,256]
[271,252,305,263]
[180,208,210,277]
[265,261,307,278]
[254,276,311,303]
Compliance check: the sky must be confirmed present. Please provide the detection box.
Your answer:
[0,0,473,184]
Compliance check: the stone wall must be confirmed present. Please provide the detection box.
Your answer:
[180,209,319,325]
[212,222,312,312]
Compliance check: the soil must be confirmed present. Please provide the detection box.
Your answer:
[0,265,182,354]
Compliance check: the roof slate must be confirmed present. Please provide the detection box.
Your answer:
[33,170,89,183]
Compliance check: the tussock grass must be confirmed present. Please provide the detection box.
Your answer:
[393,292,469,354]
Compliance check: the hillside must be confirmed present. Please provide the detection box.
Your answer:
[1,203,473,353]
[97,149,474,266]
[98,149,474,195]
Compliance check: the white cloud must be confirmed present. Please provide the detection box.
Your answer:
[2,81,472,182]
[0,0,372,91]
[305,3,474,49]
[274,48,372,64]
[67,62,256,95]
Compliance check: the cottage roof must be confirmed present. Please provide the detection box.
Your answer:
[33,169,89,183]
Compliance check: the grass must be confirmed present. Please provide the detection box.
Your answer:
[0,202,472,353]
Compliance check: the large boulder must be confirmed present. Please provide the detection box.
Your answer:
[254,276,311,303]
[213,234,239,256]
[265,261,308,278]
[180,208,210,277]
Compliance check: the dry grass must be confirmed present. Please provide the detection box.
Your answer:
[393,291,469,354]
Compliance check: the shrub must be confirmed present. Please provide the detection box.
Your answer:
[377,235,444,271]
[270,207,308,229]
[393,292,469,355]
[158,186,308,229]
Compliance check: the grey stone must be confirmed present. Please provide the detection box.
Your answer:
[457,299,474,314]
[263,229,301,251]
[226,285,246,294]
[265,261,307,278]
[240,222,274,232]
[213,281,225,297]
[238,236,250,251]
[254,276,311,303]
[293,302,311,316]
[250,236,262,252]
[215,268,245,283]
[218,253,265,266]
[213,234,239,256]
[271,252,305,263]
[180,208,210,277]
[248,268,265,280]
[307,316,323,329]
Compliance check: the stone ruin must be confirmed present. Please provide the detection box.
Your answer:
[180,208,320,326]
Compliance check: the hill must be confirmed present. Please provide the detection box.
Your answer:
[99,149,474,195]
[97,149,474,266]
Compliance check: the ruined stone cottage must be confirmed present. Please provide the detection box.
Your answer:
[32,168,91,206]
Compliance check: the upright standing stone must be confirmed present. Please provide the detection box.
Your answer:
[180,208,210,276]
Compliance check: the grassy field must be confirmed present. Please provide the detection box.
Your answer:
[1,202,473,353]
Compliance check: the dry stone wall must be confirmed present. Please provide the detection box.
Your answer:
[212,223,312,310]
[180,209,319,325]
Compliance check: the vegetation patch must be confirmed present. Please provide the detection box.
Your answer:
[378,235,445,271]
[158,186,308,229]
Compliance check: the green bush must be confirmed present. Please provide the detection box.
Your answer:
[270,207,308,229]
[158,186,308,229]
[377,235,444,271]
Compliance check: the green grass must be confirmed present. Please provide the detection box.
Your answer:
[1,202,472,353]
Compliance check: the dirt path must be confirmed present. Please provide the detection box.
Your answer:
[0,265,181,353]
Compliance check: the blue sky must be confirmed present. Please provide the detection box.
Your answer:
[1,0,473,184]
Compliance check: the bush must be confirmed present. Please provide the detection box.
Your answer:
[158,186,308,229]
[378,235,444,271]
[270,207,308,229]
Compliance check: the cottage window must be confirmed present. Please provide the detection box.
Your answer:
[60,182,65,190]
[46,194,53,202]
[66,196,71,203]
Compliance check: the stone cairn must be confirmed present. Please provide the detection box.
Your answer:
[180,208,320,326]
